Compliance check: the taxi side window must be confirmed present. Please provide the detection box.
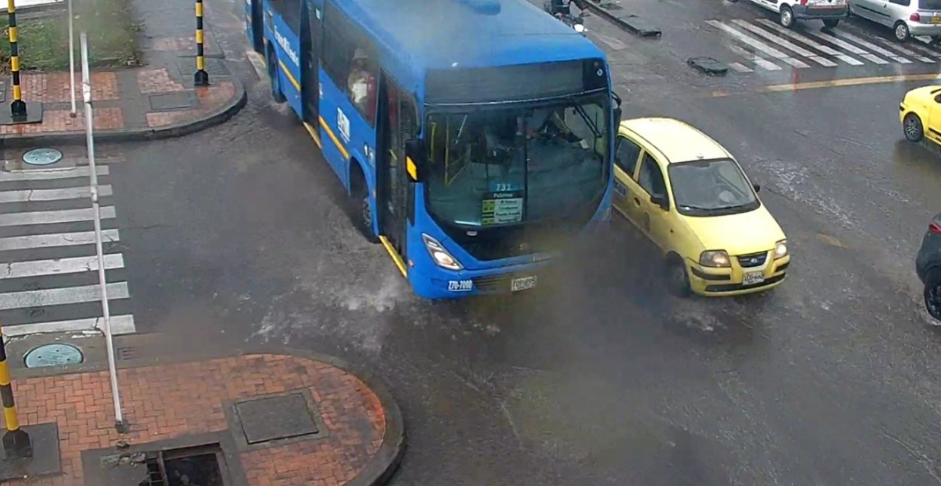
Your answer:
[638,154,666,198]
[891,0,911,5]
[615,137,641,177]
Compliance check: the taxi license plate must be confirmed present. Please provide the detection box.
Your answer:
[511,276,537,292]
[932,16,940,24]
[743,272,765,286]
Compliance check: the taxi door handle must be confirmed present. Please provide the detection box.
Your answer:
[633,197,641,206]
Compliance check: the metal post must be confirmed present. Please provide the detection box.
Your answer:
[80,31,127,433]
[0,315,31,459]
[67,0,76,117]
[7,0,27,119]
[193,0,209,86]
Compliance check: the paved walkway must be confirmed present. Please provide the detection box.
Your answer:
[1,352,404,486]
[0,2,245,143]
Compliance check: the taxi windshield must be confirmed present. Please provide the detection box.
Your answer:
[668,158,760,216]
[424,94,609,228]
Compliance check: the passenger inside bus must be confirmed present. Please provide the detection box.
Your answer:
[347,48,376,122]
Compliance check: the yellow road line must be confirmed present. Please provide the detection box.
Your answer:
[712,73,941,97]
[379,236,407,277]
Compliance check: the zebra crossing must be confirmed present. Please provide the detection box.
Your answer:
[0,163,135,338]
[707,18,941,73]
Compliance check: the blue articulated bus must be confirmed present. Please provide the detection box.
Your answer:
[246,0,621,299]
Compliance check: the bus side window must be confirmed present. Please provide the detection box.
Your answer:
[322,1,378,126]
[279,0,302,32]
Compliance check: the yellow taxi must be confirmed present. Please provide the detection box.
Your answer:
[900,86,941,145]
[613,117,790,297]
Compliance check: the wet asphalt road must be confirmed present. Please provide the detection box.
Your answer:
[83,0,941,484]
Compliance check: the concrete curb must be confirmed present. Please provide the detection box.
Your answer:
[581,1,661,38]
[9,344,407,486]
[0,74,248,148]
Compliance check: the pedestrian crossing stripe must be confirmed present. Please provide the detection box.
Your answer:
[707,18,941,72]
[0,163,136,337]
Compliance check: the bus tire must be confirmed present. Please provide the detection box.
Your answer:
[350,162,379,244]
[266,47,286,104]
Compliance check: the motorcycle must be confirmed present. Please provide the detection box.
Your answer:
[543,0,589,35]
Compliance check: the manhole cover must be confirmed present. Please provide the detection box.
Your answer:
[22,148,63,166]
[24,343,84,368]
[234,392,319,444]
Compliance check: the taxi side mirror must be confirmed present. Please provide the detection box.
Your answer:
[753,183,761,193]
[405,139,426,183]
[612,92,623,123]
[650,193,669,210]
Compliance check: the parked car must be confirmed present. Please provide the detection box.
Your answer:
[899,85,941,145]
[850,0,941,43]
[916,212,941,320]
[613,118,790,297]
[727,0,848,29]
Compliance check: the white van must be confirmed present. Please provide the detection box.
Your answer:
[727,0,850,29]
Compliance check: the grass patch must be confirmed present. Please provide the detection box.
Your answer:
[0,0,141,72]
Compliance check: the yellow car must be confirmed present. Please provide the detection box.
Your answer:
[613,117,790,297]
[900,86,941,144]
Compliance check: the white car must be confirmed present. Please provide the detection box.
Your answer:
[727,0,849,29]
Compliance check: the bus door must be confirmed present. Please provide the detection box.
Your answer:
[248,0,264,53]
[377,74,416,259]
[301,0,322,124]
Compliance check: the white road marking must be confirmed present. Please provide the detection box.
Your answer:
[708,20,811,68]
[0,282,130,310]
[830,30,914,63]
[0,254,125,279]
[726,44,782,70]
[0,206,116,226]
[731,20,837,66]
[728,62,754,73]
[0,166,108,181]
[0,185,112,204]
[755,19,864,65]
[808,29,890,64]
[1,315,135,337]
[910,36,941,58]
[0,230,120,251]
[864,34,935,62]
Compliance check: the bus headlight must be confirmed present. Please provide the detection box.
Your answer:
[422,234,463,271]
[574,24,585,33]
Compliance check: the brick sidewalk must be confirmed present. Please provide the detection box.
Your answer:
[0,353,404,486]
[0,33,245,141]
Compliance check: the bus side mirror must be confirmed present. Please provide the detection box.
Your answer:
[405,139,427,183]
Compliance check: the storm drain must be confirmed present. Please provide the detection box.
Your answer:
[141,444,227,486]
[234,392,319,445]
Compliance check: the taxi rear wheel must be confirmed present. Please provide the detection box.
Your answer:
[664,257,692,298]
[904,113,924,142]
[780,6,796,29]
[926,270,941,321]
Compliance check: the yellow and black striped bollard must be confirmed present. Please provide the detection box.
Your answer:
[193,0,209,86]
[0,315,31,459]
[6,0,27,119]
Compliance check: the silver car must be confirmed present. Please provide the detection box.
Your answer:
[850,0,941,42]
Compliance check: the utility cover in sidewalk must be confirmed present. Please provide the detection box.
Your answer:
[24,343,84,368]
[22,148,63,166]
[148,92,196,111]
[0,423,61,481]
[234,393,319,444]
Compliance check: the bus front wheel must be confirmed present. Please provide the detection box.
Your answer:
[267,48,286,103]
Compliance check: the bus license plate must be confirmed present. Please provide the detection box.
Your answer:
[743,272,765,286]
[511,276,537,292]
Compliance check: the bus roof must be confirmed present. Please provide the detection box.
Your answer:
[338,0,607,86]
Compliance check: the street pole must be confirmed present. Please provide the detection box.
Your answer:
[0,315,31,459]
[193,0,209,86]
[67,0,76,117]
[6,0,27,119]
[80,31,126,433]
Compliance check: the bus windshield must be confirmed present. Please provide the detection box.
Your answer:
[425,93,609,228]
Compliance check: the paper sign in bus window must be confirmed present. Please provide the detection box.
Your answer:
[481,191,524,225]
